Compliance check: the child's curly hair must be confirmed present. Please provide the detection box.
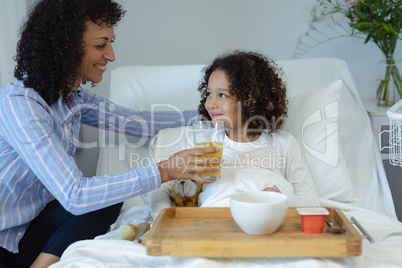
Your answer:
[14,0,126,106]
[198,50,288,133]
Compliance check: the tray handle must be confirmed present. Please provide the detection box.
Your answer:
[350,217,374,243]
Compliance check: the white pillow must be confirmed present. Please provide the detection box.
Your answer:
[282,80,358,202]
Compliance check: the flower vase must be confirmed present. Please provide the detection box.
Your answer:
[376,53,402,107]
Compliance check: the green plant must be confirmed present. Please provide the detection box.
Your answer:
[328,0,402,53]
[295,0,402,106]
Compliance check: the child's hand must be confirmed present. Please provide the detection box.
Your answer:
[262,187,280,193]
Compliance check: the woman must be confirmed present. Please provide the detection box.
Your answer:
[0,0,219,267]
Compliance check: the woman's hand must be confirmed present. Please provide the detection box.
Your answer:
[157,146,221,184]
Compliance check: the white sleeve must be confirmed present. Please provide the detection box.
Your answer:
[285,135,320,206]
[147,126,193,217]
[148,181,174,219]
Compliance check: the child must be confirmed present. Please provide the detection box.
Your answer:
[149,50,319,214]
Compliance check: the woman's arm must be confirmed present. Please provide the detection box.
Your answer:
[79,89,199,137]
[0,90,216,216]
[0,95,160,215]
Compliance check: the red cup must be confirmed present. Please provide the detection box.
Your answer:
[296,207,329,234]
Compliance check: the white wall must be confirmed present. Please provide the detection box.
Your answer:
[12,0,400,102]
[2,0,402,176]
[0,0,27,87]
[93,0,401,102]
[74,0,402,176]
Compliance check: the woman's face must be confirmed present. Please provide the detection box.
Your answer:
[205,69,244,139]
[75,20,115,88]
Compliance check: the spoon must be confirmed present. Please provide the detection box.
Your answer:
[325,218,345,233]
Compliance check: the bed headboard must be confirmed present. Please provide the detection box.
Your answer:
[96,58,397,219]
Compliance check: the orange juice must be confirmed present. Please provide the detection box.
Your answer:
[194,141,223,178]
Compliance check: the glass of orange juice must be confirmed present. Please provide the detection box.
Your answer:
[192,121,225,179]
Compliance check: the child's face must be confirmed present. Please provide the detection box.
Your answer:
[205,69,243,135]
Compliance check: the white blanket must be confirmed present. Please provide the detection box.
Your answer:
[198,166,319,208]
[50,200,402,268]
[49,166,402,268]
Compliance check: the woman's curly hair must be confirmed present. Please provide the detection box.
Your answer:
[198,50,288,133]
[14,0,126,106]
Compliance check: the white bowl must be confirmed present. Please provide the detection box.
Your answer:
[230,192,289,235]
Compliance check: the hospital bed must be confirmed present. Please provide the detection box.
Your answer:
[50,58,402,268]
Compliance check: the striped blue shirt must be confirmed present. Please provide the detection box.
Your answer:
[0,79,199,253]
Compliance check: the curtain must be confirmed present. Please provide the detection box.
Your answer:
[0,0,27,87]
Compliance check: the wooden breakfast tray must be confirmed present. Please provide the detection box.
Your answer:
[146,207,362,257]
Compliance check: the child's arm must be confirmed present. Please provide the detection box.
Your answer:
[148,181,174,218]
[147,126,190,217]
[285,135,320,206]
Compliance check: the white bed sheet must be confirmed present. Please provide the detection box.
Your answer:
[51,178,402,268]
[65,58,401,268]
[50,200,402,268]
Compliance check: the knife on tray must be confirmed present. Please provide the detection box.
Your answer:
[134,214,152,243]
